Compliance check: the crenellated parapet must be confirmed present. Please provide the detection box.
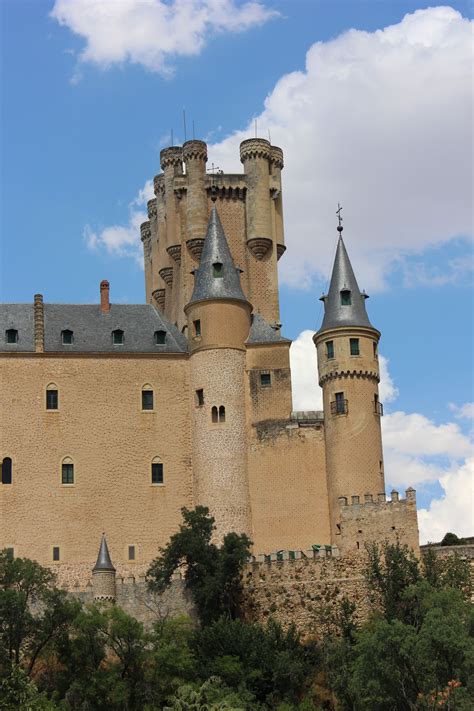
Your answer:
[319,368,380,387]
[153,174,165,196]
[270,145,284,170]
[147,198,157,220]
[240,137,271,162]
[183,139,207,162]
[140,221,152,258]
[160,146,183,170]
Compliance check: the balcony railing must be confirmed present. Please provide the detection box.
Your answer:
[330,399,348,416]
[374,401,384,416]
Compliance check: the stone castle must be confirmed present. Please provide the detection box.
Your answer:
[0,138,419,589]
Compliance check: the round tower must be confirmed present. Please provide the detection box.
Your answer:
[185,206,252,542]
[92,534,116,603]
[314,225,385,543]
[159,146,183,323]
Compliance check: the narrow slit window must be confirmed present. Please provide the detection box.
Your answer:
[61,329,73,345]
[193,320,201,337]
[6,329,18,344]
[340,289,351,306]
[6,548,14,561]
[219,405,226,423]
[196,389,204,407]
[260,373,271,387]
[62,461,74,485]
[373,342,378,357]
[211,406,218,423]
[142,389,154,410]
[46,388,58,410]
[212,262,223,278]
[326,340,334,359]
[1,457,12,485]
[52,547,60,562]
[128,545,136,561]
[151,461,163,484]
[350,338,360,356]
[154,330,166,345]
[112,329,124,345]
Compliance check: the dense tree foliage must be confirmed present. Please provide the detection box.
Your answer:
[440,532,467,547]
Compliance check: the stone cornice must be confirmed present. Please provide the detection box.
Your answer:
[240,138,271,162]
[160,146,183,169]
[270,146,284,169]
[183,140,207,162]
[319,369,380,387]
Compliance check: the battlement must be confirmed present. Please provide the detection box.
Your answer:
[338,487,416,507]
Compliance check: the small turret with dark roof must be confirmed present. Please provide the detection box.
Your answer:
[318,234,375,333]
[93,533,115,572]
[188,207,248,306]
[92,534,116,602]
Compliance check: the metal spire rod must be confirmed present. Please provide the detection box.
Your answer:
[336,203,343,233]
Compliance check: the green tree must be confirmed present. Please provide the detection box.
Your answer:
[164,675,251,710]
[0,664,59,710]
[440,532,466,547]
[364,541,421,622]
[147,507,252,625]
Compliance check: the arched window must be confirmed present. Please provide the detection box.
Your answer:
[5,329,18,344]
[112,329,124,345]
[154,330,166,345]
[46,383,58,410]
[61,457,74,485]
[1,457,12,485]
[340,289,351,306]
[151,457,164,484]
[213,262,223,278]
[61,329,73,345]
[219,405,226,423]
[211,406,218,423]
[142,384,154,411]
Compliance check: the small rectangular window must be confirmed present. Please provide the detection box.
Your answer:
[260,373,271,387]
[128,545,136,561]
[151,462,164,484]
[112,330,124,345]
[6,548,14,561]
[196,389,204,407]
[62,463,74,485]
[2,458,12,485]
[341,290,352,306]
[142,390,154,410]
[326,341,334,359]
[193,320,201,337]
[213,262,223,278]
[46,390,58,410]
[350,338,360,356]
[6,329,18,344]
[154,330,166,345]
[62,330,73,345]
[335,391,346,415]
[52,546,60,562]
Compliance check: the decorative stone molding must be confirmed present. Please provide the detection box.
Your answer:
[240,138,271,163]
[270,187,281,200]
[276,244,286,260]
[205,185,246,200]
[140,221,152,259]
[186,238,205,260]
[159,267,173,286]
[319,370,380,387]
[167,245,182,263]
[154,175,165,196]
[270,146,284,170]
[152,289,165,309]
[160,146,183,170]
[247,238,272,260]
[147,199,157,220]
[183,139,208,162]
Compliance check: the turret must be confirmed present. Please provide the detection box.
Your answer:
[159,146,183,323]
[185,206,252,541]
[314,216,384,543]
[92,534,116,602]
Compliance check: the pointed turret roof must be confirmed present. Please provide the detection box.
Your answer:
[188,207,247,305]
[93,534,115,572]
[318,235,375,333]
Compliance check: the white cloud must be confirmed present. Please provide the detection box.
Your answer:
[290,330,322,411]
[84,179,154,263]
[51,0,278,77]
[418,458,474,543]
[378,355,398,403]
[449,401,474,420]
[209,6,473,291]
[382,411,471,460]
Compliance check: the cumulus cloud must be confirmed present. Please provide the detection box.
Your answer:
[449,401,474,420]
[51,0,278,78]
[209,6,472,291]
[84,179,154,263]
[290,330,322,411]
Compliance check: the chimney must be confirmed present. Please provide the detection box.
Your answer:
[100,280,110,313]
[34,294,44,353]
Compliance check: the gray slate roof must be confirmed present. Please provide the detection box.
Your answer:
[318,236,375,333]
[246,314,290,344]
[188,207,248,305]
[0,303,188,353]
[93,534,115,572]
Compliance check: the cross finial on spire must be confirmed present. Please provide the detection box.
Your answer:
[336,203,343,233]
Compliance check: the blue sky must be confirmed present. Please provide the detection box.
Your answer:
[1,0,472,541]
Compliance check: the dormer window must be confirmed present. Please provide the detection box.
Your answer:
[6,329,18,344]
[62,329,73,345]
[154,330,166,345]
[340,290,351,306]
[112,329,124,345]
[213,262,223,278]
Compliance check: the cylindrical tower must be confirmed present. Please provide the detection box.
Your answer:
[182,140,208,317]
[240,138,280,324]
[185,206,252,541]
[270,146,286,261]
[159,146,183,322]
[314,231,385,543]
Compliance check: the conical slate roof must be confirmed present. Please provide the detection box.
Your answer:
[318,236,375,332]
[93,534,115,572]
[189,207,247,305]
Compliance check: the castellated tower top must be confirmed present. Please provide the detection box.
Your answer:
[318,235,376,333]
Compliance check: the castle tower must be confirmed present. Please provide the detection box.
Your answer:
[184,205,252,541]
[92,534,116,602]
[158,146,183,324]
[314,224,384,543]
[240,139,281,325]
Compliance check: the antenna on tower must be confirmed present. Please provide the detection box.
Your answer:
[268,128,271,143]
[171,128,174,146]
[255,119,257,138]
[192,120,195,140]
[336,203,343,234]
[183,108,187,142]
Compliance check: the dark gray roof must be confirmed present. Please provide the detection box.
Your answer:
[0,303,188,353]
[188,207,248,305]
[318,236,375,333]
[93,534,115,572]
[0,304,35,352]
[246,313,290,344]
